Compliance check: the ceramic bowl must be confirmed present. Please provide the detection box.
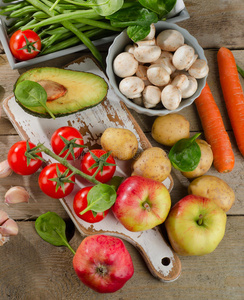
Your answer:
[106,21,208,116]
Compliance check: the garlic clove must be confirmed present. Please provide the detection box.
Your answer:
[0,210,9,225]
[0,218,19,236]
[5,186,30,204]
[0,160,13,178]
[0,234,10,246]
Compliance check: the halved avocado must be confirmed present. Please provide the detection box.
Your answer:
[14,67,108,118]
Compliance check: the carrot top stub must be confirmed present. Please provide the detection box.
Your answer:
[195,83,235,173]
[217,47,244,156]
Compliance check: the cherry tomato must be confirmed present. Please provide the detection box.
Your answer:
[38,163,75,199]
[9,30,41,61]
[7,141,43,175]
[51,126,84,160]
[73,186,109,223]
[80,149,116,183]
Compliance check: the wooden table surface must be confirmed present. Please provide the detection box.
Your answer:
[0,1,243,299]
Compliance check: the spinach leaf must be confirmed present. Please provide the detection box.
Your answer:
[14,80,55,119]
[35,211,75,254]
[127,24,152,43]
[92,0,124,16]
[139,0,177,19]
[80,183,117,215]
[168,133,201,172]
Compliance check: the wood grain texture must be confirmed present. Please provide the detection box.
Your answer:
[0,217,243,300]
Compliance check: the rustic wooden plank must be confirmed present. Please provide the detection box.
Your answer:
[180,0,244,49]
[0,216,243,300]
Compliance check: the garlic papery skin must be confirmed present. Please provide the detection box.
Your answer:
[0,218,19,236]
[0,234,10,246]
[0,160,13,178]
[0,210,9,225]
[5,186,30,204]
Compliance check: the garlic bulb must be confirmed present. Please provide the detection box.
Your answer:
[0,210,19,246]
[0,160,13,178]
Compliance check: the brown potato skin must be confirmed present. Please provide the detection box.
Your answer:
[151,114,190,146]
[188,175,235,212]
[181,139,213,179]
[131,147,171,182]
[101,128,138,160]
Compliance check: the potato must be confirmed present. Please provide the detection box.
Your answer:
[131,147,171,182]
[181,139,213,179]
[188,175,235,212]
[101,127,138,160]
[151,114,190,146]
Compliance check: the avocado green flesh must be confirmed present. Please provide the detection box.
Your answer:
[14,67,108,118]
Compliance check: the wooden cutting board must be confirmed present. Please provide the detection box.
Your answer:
[3,55,181,282]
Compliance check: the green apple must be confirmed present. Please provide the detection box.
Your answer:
[165,195,227,256]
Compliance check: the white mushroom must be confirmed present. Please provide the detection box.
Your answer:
[188,59,209,79]
[119,77,145,99]
[147,64,170,86]
[136,64,148,80]
[171,74,189,92]
[181,76,198,98]
[154,56,176,74]
[124,44,137,55]
[142,85,161,108]
[172,45,195,70]
[113,52,139,78]
[143,23,156,40]
[185,54,198,71]
[136,38,156,47]
[156,29,184,52]
[133,45,161,63]
[161,85,182,110]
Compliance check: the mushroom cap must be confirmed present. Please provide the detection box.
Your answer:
[156,29,184,52]
[124,44,137,55]
[136,38,156,47]
[133,45,161,63]
[119,76,145,99]
[171,74,189,91]
[188,59,209,79]
[136,64,148,80]
[142,85,161,108]
[181,76,198,98]
[143,23,156,40]
[147,64,170,86]
[113,52,139,78]
[172,45,195,70]
[161,85,182,110]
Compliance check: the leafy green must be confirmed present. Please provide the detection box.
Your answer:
[92,0,124,16]
[14,80,55,119]
[106,6,158,41]
[79,183,117,216]
[138,0,177,19]
[168,133,202,172]
[35,211,76,254]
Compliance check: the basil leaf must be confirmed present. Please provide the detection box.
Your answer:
[139,0,177,19]
[35,212,75,254]
[92,0,124,16]
[168,133,201,172]
[15,80,55,119]
[80,183,117,215]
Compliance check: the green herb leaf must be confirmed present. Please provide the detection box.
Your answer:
[35,211,75,254]
[92,0,124,16]
[138,0,177,19]
[79,183,117,215]
[14,80,56,119]
[168,133,201,172]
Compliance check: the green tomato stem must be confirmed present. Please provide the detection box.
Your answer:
[37,143,100,185]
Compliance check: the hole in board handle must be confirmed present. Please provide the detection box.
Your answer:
[161,257,171,266]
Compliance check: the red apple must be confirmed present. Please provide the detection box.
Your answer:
[73,234,134,293]
[165,195,227,256]
[112,175,171,232]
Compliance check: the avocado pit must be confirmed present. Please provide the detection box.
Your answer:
[37,80,67,101]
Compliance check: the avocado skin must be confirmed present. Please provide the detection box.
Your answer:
[14,67,108,118]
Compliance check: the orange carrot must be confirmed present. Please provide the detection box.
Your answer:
[195,82,235,173]
[217,47,244,156]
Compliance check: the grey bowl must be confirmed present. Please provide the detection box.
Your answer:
[106,21,208,116]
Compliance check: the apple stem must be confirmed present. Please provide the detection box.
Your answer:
[197,214,203,226]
